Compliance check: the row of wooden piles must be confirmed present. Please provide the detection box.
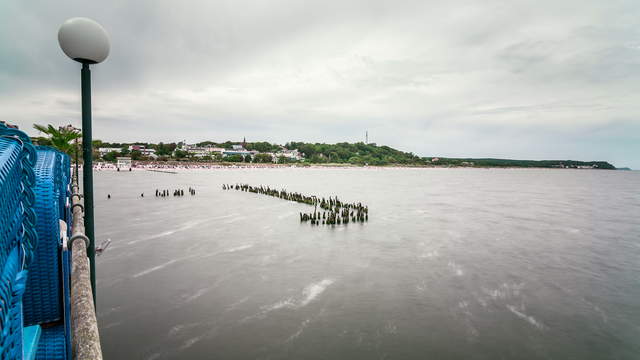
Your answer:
[222,183,369,226]
[155,187,196,197]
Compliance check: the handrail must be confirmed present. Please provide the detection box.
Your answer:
[70,179,102,359]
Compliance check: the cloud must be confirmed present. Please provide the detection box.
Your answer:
[1,0,639,167]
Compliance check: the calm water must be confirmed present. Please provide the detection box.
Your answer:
[94,168,640,359]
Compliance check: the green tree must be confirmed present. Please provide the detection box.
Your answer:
[310,154,327,163]
[348,156,362,164]
[160,143,177,154]
[277,156,292,164]
[284,141,430,165]
[155,142,171,156]
[245,142,280,152]
[32,124,81,155]
[225,154,243,162]
[174,150,187,159]
[254,153,273,163]
[103,151,119,162]
[130,150,142,160]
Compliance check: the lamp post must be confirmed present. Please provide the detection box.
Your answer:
[58,17,110,305]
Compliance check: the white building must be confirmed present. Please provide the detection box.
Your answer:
[127,145,156,157]
[141,148,156,156]
[276,149,303,161]
[205,147,225,155]
[223,150,251,156]
[128,144,145,151]
[98,147,121,156]
[186,147,209,157]
[183,145,226,157]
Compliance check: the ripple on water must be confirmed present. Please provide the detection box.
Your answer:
[226,296,250,312]
[224,244,253,253]
[285,319,311,343]
[132,259,180,278]
[127,217,216,245]
[181,287,210,304]
[300,279,335,307]
[506,305,545,330]
[179,335,205,350]
[248,279,336,321]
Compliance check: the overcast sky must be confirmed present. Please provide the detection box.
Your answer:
[1,0,639,167]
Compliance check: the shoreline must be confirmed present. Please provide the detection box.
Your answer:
[91,161,623,171]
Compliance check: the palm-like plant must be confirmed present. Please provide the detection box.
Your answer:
[33,124,81,155]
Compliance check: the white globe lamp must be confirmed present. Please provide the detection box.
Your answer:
[58,17,110,64]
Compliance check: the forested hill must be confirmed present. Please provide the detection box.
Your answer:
[424,157,616,169]
[285,142,422,165]
[285,142,615,168]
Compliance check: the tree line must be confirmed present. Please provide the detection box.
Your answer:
[425,157,616,169]
[285,141,425,165]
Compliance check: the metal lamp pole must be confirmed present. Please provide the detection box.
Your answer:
[58,17,110,306]
[81,62,96,304]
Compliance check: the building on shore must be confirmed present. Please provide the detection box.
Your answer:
[98,147,121,156]
[168,142,303,162]
[182,145,226,157]
[276,149,303,161]
[128,145,156,157]
[223,149,252,158]
[117,157,132,170]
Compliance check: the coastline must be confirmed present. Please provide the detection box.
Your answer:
[91,161,623,171]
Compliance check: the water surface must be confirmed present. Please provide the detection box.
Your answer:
[94,168,640,359]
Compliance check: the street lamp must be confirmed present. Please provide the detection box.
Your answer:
[58,17,110,304]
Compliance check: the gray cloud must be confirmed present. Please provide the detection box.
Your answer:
[1,0,639,168]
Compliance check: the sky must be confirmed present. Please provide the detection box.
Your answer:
[1,0,639,168]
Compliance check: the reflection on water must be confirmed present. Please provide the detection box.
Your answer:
[95,168,640,359]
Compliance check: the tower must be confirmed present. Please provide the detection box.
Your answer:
[366,131,368,144]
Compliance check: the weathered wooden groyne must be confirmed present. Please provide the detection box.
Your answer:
[223,183,369,226]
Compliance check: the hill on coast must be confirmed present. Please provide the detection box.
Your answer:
[285,142,615,169]
[46,137,615,169]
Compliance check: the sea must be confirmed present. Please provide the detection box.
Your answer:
[94,167,640,359]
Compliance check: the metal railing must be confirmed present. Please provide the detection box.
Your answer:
[70,179,102,359]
